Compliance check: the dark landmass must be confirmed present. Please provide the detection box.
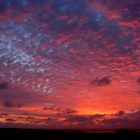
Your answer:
[0,128,140,140]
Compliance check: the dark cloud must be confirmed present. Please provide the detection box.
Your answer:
[43,105,56,110]
[2,100,23,108]
[63,111,140,129]
[127,1,140,19]
[22,112,30,116]
[97,76,111,86]
[133,110,140,116]
[83,11,105,31]
[26,116,36,120]
[91,76,111,86]
[45,117,57,124]
[64,114,105,127]
[30,0,48,5]
[67,115,90,122]
[101,117,129,125]
[5,118,16,122]
[0,0,86,14]
[0,113,9,116]
[116,35,137,55]
[25,116,57,124]
[91,114,105,119]
[116,111,125,116]
[99,110,140,129]
[17,103,24,108]
[66,114,103,123]
[137,90,140,95]
[136,77,140,83]
[103,20,122,39]
[0,0,9,12]
[52,0,86,16]
[0,82,8,90]
[50,17,77,33]
[3,100,15,108]
[64,109,78,115]
[0,0,48,12]
[9,0,30,9]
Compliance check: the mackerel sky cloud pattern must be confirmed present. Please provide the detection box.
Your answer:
[0,0,140,130]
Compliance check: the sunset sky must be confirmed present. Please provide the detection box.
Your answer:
[0,0,140,130]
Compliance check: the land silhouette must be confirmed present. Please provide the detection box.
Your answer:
[0,128,140,140]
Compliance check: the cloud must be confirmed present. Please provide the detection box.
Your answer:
[0,113,9,117]
[0,0,48,12]
[126,1,140,18]
[91,76,111,86]
[52,0,86,16]
[101,117,129,125]
[0,0,9,12]
[66,114,104,125]
[0,82,8,90]
[3,100,15,107]
[43,104,60,111]
[2,100,23,108]
[70,115,88,122]
[116,111,125,116]
[136,77,140,83]
[98,110,140,129]
[63,109,78,115]
[10,0,29,9]
[0,111,140,129]
[49,17,77,33]
[0,113,9,120]
[5,118,16,122]
[17,103,24,108]
[30,0,48,5]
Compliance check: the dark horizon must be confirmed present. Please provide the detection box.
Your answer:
[1,127,140,132]
[0,128,140,140]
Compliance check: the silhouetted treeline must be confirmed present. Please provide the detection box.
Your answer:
[0,128,140,140]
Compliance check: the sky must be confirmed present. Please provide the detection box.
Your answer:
[0,0,140,130]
